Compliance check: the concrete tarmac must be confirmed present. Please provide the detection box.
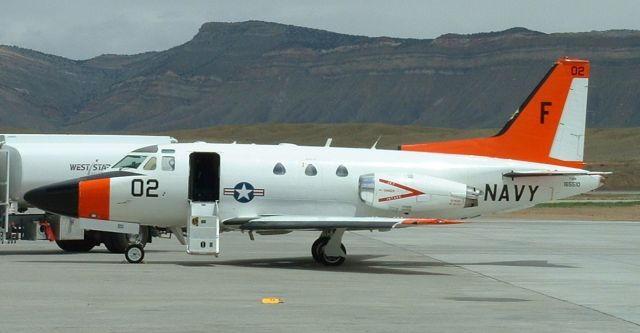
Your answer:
[1,219,639,333]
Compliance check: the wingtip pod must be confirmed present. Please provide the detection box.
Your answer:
[401,57,590,169]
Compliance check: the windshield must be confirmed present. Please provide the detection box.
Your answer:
[113,155,148,169]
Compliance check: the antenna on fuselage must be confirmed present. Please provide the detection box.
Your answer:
[324,138,333,147]
[371,136,382,150]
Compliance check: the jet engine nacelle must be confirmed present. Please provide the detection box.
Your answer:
[358,173,481,214]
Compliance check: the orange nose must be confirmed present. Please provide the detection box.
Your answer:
[78,178,111,220]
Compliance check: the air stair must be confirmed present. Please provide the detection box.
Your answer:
[187,201,220,255]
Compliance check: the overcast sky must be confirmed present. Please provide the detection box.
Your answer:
[1,0,639,60]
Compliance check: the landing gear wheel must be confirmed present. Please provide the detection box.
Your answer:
[320,244,347,266]
[311,237,347,266]
[124,244,145,263]
[311,237,329,263]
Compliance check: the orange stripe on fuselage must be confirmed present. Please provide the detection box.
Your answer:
[78,178,110,220]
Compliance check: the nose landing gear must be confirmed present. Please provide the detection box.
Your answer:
[125,243,145,263]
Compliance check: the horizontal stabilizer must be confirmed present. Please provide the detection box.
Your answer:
[503,170,612,178]
[224,216,463,231]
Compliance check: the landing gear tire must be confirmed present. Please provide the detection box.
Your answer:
[56,239,96,252]
[311,237,347,266]
[311,237,329,262]
[321,244,347,266]
[124,244,145,264]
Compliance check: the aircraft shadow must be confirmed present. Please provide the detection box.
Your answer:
[202,255,451,275]
[207,257,575,271]
[13,256,575,272]
[17,255,451,275]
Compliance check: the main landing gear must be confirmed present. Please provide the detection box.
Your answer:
[311,229,347,266]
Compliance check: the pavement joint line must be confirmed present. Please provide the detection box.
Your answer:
[350,231,640,328]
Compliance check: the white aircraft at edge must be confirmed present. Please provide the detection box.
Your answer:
[26,57,609,265]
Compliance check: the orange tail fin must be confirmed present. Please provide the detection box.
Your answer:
[400,57,589,169]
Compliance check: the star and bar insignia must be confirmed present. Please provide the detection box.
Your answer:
[224,182,265,203]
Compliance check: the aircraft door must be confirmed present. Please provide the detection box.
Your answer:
[188,152,220,202]
[187,152,221,255]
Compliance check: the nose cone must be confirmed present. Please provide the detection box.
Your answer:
[25,177,111,219]
[24,180,79,217]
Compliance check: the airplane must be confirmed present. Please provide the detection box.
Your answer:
[24,57,609,266]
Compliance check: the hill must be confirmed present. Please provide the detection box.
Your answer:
[1,21,640,132]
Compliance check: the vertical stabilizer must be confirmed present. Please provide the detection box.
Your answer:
[401,57,590,168]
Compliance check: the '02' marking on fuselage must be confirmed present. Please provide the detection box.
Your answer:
[484,184,539,202]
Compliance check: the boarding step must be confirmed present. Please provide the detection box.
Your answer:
[187,201,219,255]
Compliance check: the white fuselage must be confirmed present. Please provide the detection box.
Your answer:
[107,142,602,227]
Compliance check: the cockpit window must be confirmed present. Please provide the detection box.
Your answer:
[143,157,157,170]
[113,155,147,169]
[162,156,175,171]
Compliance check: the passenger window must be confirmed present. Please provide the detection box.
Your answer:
[162,156,175,171]
[336,165,348,177]
[305,164,317,176]
[273,162,286,175]
[143,157,157,170]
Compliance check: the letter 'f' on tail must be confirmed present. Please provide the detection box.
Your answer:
[400,57,589,168]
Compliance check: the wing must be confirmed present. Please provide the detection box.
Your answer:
[223,216,463,231]
[503,170,611,178]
